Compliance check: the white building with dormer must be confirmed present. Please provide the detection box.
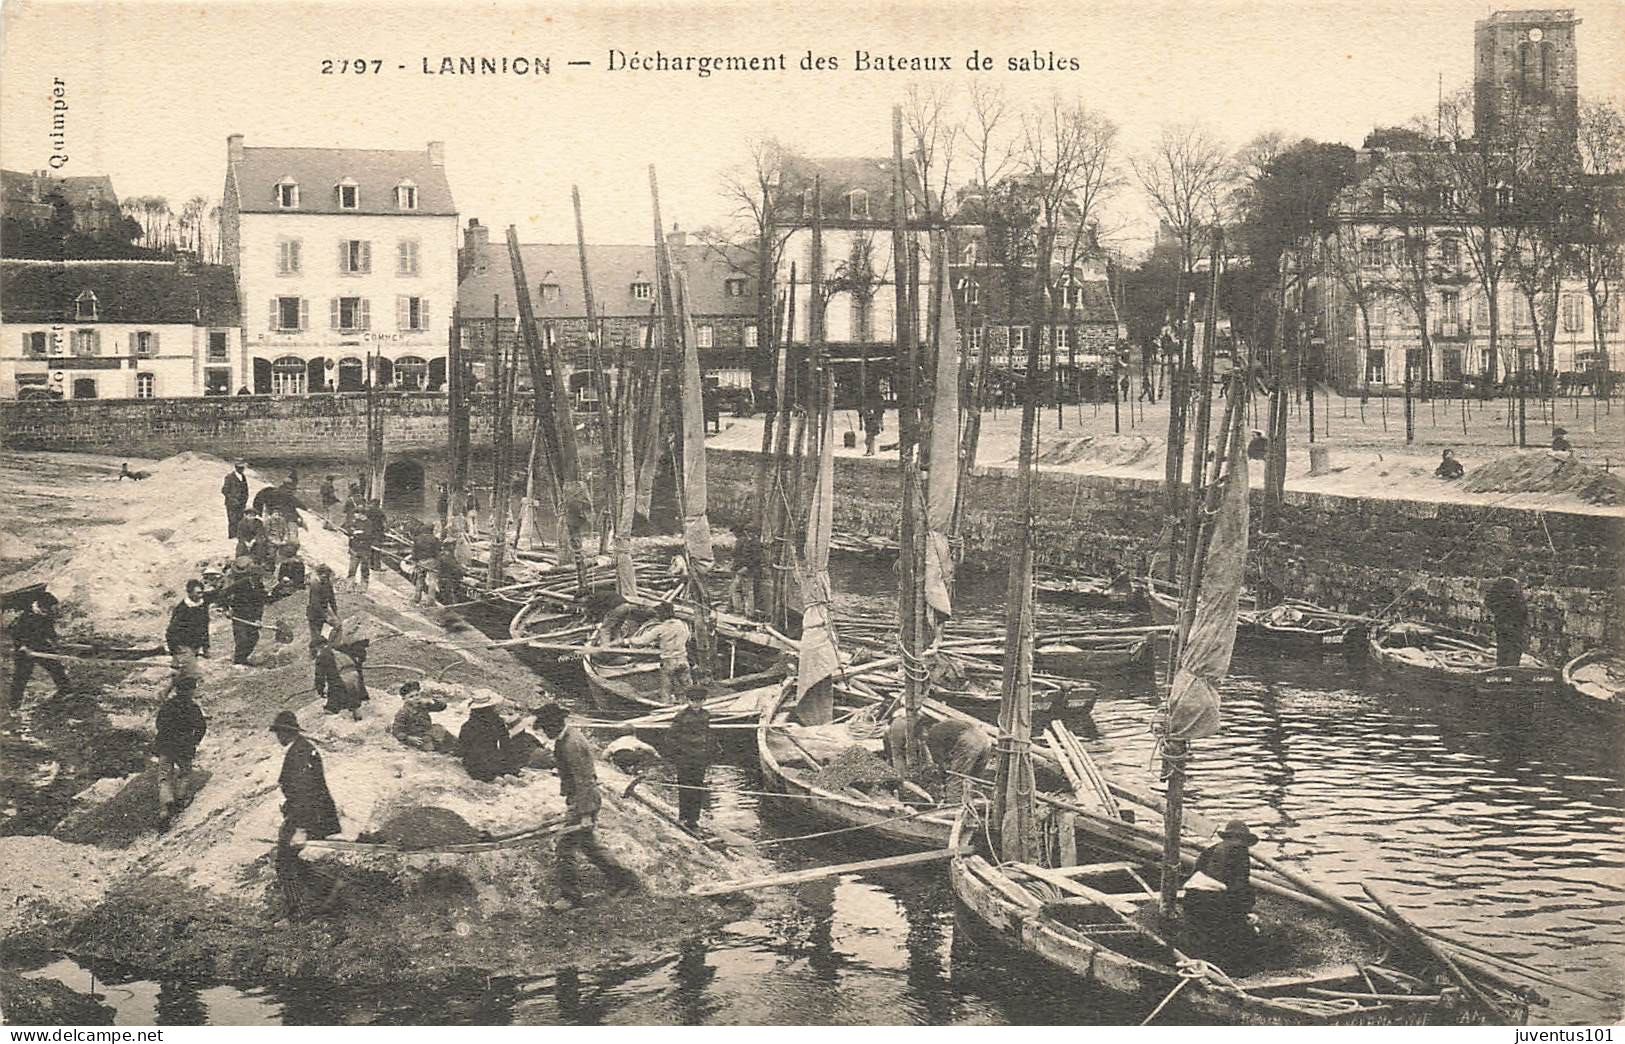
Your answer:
[220,136,458,393]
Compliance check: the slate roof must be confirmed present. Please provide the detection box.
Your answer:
[0,260,240,325]
[231,146,456,216]
[459,242,756,320]
[773,155,928,224]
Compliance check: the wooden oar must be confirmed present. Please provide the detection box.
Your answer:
[1361,883,1514,1022]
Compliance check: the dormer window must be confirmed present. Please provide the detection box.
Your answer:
[847,190,870,220]
[540,279,562,303]
[724,277,747,298]
[276,178,300,209]
[75,289,97,321]
[395,181,417,210]
[336,178,359,210]
[631,277,653,300]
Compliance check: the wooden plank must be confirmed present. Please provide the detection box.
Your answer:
[1055,861,1138,878]
[1007,862,1142,916]
[689,846,967,896]
[1236,964,1364,992]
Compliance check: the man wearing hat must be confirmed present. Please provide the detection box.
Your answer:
[1551,427,1572,453]
[307,565,337,643]
[625,601,693,703]
[222,556,267,665]
[1183,819,1260,966]
[269,710,343,919]
[153,673,207,830]
[533,702,641,910]
[457,693,511,782]
[7,590,69,713]
[222,460,250,539]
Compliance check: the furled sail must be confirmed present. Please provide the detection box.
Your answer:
[924,232,960,619]
[675,270,715,572]
[1166,416,1250,740]
[794,404,840,722]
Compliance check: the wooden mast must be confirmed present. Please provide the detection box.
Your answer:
[1161,227,1223,914]
[446,304,469,539]
[574,187,617,560]
[766,269,797,631]
[891,106,928,771]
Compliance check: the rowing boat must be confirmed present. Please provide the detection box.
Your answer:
[1246,602,1370,655]
[948,802,1522,1025]
[1367,623,1558,697]
[1034,571,1146,611]
[1559,649,1625,716]
[583,603,793,716]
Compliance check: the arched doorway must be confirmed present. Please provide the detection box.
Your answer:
[373,356,393,388]
[252,358,272,394]
[306,356,329,393]
[337,356,364,392]
[395,355,428,391]
[428,357,447,391]
[270,355,306,395]
[382,459,426,513]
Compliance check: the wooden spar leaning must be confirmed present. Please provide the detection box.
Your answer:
[766,267,797,631]
[446,304,470,544]
[891,106,928,772]
[992,183,1043,864]
[503,227,577,576]
[574,186,620,568]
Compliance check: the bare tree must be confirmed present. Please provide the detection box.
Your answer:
[904,83,961,219]
[963,82,1017,196]
[1131,122,1233,281]
[1567,97,1625,397]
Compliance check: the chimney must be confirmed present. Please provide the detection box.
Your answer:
[460,218,491,280]
[665,222,687,250]
[227,134,244,166]
[427,140,446,167]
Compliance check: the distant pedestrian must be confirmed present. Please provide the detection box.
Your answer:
[436,483,450,526]
[1485,576,1530,668]
[166,579,212,675]
[345,522,372,591]
[341,483,362,530]
[665,685,714,831]
[533,703,641,910]
[307,565,337,642]
[1551,427,1572,453]
[363,500,387,570]
[319,475,338,520]
[863,406,884,457]
[222,460,249,539]
[729,529,761,617]
[153,673,207,830]
[1247,430,1269,462]
[1435,448,1465,480]
[410,525,443,606]
[6,591,69,713]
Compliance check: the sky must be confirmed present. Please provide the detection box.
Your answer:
[3,0,1623,254]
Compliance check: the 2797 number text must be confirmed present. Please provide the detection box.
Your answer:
[321,59,384,74]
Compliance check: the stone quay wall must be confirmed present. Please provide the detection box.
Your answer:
[0,392,532,459]
[704,448,1625,664]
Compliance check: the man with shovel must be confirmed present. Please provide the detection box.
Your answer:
[222,557,268,665]
[534,703,642,911]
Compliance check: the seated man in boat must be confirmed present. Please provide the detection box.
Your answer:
[1183,819,1261,970]
[624,601,693,703]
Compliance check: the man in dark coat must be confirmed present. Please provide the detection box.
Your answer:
[306,565,337,642]
[319,475,339,520]
[166,580,212,675]
[1485,576,1530,667]
[1184,820,1260,968]
[154,673,207,829]
[7,591,69,711]
[223,558,266,665]
[458,695,512,782]
[863,405,884,457]
[535,703,640,909]
[270,710,343,920]
[1551,427,1572,453]
[222,460,249,539]
[362,500,387,570]
[665,685,714,831]
[312,631,369,719]
[410,526,443,606]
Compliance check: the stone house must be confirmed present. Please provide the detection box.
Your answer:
[0,259,241,399]
[220,136,458,395]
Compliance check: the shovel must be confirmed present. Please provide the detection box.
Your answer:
[225,614,296,644]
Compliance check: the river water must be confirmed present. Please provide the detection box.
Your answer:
[10,472,1624,1025]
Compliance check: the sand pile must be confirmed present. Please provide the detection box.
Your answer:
[1461,451,1625,505]
[7,452,270,638]
[1030,433,1162,469]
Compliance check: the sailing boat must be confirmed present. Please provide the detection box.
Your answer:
[948,368,1535,1023]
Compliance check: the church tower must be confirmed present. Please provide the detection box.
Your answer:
[1473,9,1580,146]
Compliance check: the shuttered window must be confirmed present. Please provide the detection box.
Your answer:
[397,240,420,276]
[396,296,429,332]
[333,297,370,331]
[340,240,372,275]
